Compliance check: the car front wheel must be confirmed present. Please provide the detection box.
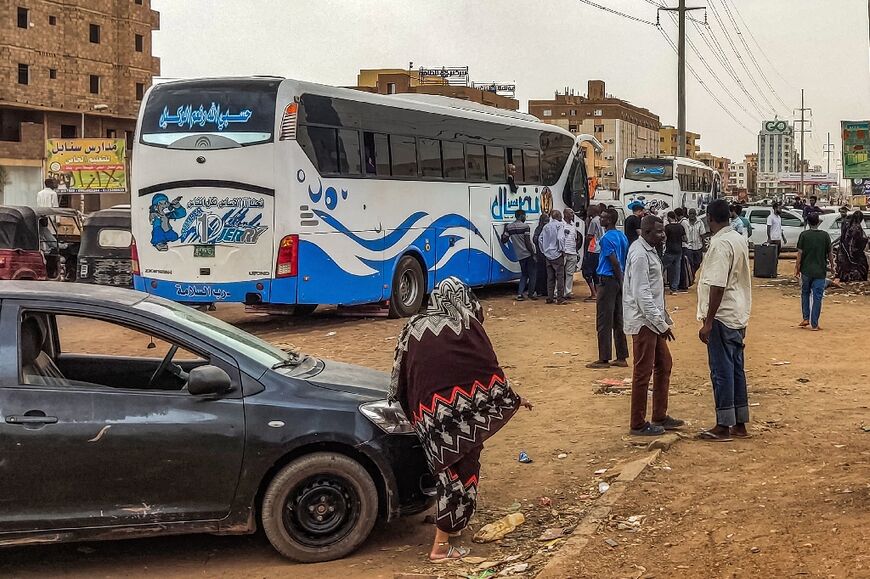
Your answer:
[261,452,379,563]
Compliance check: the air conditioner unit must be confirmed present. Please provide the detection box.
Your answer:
[604,155,614,160]
[605,171,615,176]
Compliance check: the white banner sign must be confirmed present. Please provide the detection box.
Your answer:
[776,172,838,184]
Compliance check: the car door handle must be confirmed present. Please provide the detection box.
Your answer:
[5,415,58,425]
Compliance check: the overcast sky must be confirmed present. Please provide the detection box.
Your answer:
[152,0,869,169]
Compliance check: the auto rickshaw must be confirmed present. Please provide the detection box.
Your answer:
[0,206,47,280]
[77,207,132,287]
[35,207,82,281]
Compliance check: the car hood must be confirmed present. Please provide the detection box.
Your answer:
[301,359,391,400]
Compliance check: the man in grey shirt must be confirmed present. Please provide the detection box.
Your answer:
[541,209,567,305]
[503,209,537,301]
[623,215,685,436]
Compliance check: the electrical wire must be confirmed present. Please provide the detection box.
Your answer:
[724,0,797,91]
[656,25,754,135]
[576,0,657,26]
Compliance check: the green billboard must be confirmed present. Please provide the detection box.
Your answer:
[842,120,870,179]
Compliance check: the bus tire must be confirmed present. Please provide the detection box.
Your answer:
[388,256,425,318]
[293,304,318,317]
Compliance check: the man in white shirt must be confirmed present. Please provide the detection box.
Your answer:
[35,178,59,208]
[540,210,567,304]
[682,208,706,277]
[562,208,582,299]
[766,202,786,255]
[697,199,753,442]
[623,215,684,436]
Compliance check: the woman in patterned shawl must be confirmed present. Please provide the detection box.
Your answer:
[389,277,532,562]
[835,210,869,282]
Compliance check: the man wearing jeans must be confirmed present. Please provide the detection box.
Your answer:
[623,215,685,436]
[562,208,582,299]
[587,208,629,368]
[697,200,752,442]
[795,212,834,330]
[504,209,538,301]
[541,209,567,305]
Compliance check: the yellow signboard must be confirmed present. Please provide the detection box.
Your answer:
[45,139,127,194]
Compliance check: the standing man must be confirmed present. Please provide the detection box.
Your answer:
[697,200,752,442]
[683,208,706,277]
[36,178,59,208]
[662,212,687,295]
[795,212,834,330]
[541,209,567,305]
[624,201,645,245]
[504,209,537,301]
[802,196,822,221]
[624,215,684,436]
[581,205,603,302]
[562,208,582,299]
[766,202,787,256]
[588,207,630,368]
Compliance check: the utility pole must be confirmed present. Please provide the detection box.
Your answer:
[793,89,812,198]
[660,1,705,157]
[823,131,835,174]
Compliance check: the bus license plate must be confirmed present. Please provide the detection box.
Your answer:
[194,245,215,258]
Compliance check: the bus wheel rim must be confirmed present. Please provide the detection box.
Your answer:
[399,270,418,306]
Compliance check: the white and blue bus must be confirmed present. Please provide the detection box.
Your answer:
[621,156,721,215]
[131,77,589,316]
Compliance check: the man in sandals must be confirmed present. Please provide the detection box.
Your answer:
[623,215,685,436]
[696,200,753,442]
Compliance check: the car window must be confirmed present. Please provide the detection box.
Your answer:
[19,312,204,391]
[781,211,803,227]
[749,210,769,225]
[98,229,132,248]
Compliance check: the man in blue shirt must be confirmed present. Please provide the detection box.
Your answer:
[588,207,630,368]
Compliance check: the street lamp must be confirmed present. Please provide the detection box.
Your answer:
[81,104,109,137]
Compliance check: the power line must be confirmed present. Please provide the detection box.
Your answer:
[724,0,797,91]
[706,0,778,118]
[656,25,754,135]
[576,0,657,26]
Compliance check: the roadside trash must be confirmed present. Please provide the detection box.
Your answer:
[462,556,487,564]
[498,563,529,576]
[594,468,608,475]
[598,482,610,494]
[749,402,761,407]
[797,377,811,383]
[552,351,574,355]
[594,378,631,395]
[750,546,761,553]
[518,451,533,463]
[538,496,552,507]
[604,538,620,548]
[326,331,337,337]
[862,425,870,432]
[557,453,568,459]
[771,361,790,366]
[833,444,846,448]
[507,501,522,512]
[473,512,525,543]
[466,571,497,579]
[538,527,572,541]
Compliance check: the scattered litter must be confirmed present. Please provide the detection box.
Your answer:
[833,444,846,449]
[538,497,552,507]
[538,527,572,541]
[518,451,533,464]
[604,538,620,548]
[797,377,811,383]
[325,331,337,337]
[473,512,525,543]
[462,556,488,564]
[384,336,395,341]
[498,563,529,577]
[593,378,631,395]
[466,570,497,579]
[598,482,610,494]
[552,351,575,355]
[507,501,522,512]
[770,361,790,366]
[862,425,870,432]
[594,468,608,475]
[750,546,761,554]
[557,453,568,459]
[749,402,761,407]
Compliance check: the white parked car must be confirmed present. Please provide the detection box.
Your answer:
[818,211,870,248]
[744,205,807,250]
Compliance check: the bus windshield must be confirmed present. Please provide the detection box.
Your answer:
[140,78,280,148]
[624,159,674,182]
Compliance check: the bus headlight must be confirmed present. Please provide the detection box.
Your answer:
[359,400,414,435]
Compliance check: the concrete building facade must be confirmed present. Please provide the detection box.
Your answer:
[528,80,660,191]
[757,119,796,198]
[697,152,732,194]
[0,0,160,208]
[659,125,700,159]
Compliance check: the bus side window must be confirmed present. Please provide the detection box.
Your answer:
[418,138,443,178]
[338,129,362,176]
[486,146,506,182]
[466,144,486,181]
[442,141,465,180]
[523,150,541,184]
[300,125,339,174]
[363,132,391,177]
[507,148,525,183]
[390,135,418,177]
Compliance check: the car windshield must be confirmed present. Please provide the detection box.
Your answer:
[135,297,295,368]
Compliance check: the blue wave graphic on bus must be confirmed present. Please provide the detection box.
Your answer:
[158,104,253,131]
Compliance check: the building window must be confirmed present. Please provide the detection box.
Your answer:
[49,68,57,79]
[49,15,57,25]
[135,34,144,52]
[17,63,29,85]
[89,74,100,94]
[106,129,117,138]
[135,82,145,100]
[569,109,577,116]
[89,23,101,44]
[386,82,396,94]
[17,7,29,28]
[542,109,552,117]
[61,124,78,138]
[569,124,578,133]
[594,109,603,116]
[135,0,143,4]
[594,124,604,133]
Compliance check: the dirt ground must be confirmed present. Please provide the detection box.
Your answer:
[1,261,868,578]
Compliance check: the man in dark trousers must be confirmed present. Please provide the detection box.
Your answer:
[795,212,835,330]
[587,207,630,368]
[697,200,752,442]
[624,201,645,245]
[623,215,685,435]
[504,209,537,301]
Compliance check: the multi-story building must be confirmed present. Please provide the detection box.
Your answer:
[697,152,732,194]
[528,80,660,191]
[728,153,758,199]
[757,119,796,198]
[0,0,160,209]
[659,125,700,159]
[352,68,519,111]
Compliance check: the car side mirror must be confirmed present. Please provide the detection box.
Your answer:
[187,365,232,396]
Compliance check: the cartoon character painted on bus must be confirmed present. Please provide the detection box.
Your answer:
[149,193,187,251]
